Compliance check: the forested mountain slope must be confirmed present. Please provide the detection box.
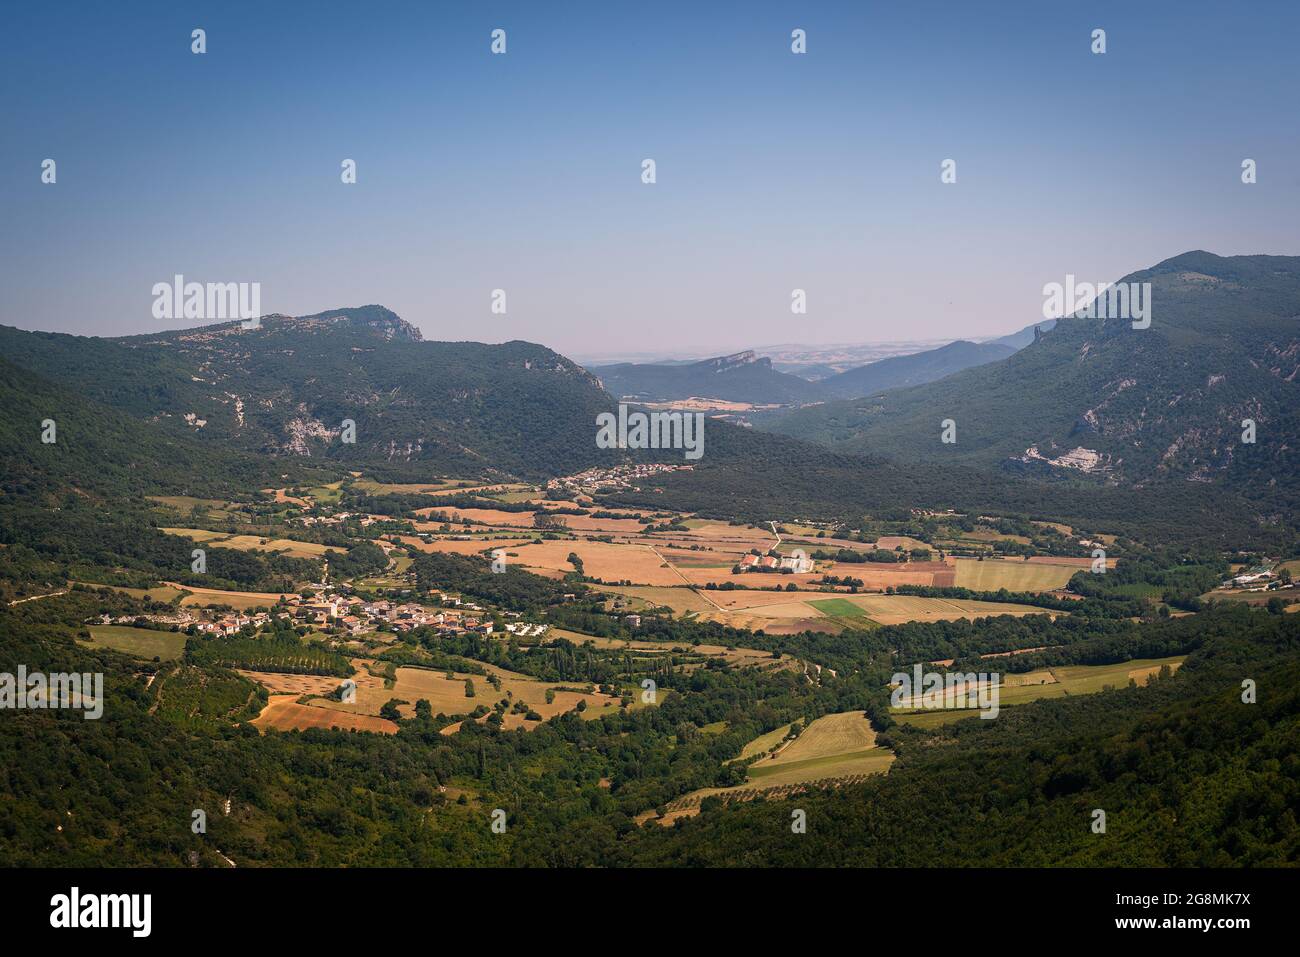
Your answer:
[767,252,1300,500]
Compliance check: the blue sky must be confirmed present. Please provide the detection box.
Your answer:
[2,0,1297,357]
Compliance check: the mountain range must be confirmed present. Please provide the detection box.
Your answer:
[591,350,825,405]
[589,329,1037,407]
[0,307,620,482]
[1,251,1295,551]
[815,339,1019,399]
[763,252,1299,505]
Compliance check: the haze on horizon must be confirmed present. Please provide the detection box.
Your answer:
[2,0,1297,358]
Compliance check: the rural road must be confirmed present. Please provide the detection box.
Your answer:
[7,590,67,605]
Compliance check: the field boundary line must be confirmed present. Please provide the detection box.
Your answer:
[644,543,726,612]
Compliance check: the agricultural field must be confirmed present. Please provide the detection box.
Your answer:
[872,536,931,552]
[302,482,345,506]
[1037,657,1185,698]
[252,694,398,734]
[351,478,481,495]
[549,629,794,672]
[397,535,536,556]
[216,535,335,558]
[414,506,537,527]
[402,514,1085,636]
[512,540,684,586]
[749,711,888,774]
[234,668,374,698]
[832,594,1053,626]
[805,597,865,618]
[162,529,336,559]
[591,579,1054,633]
[783,594,1052,627]
[668,712,895,814]
[264,488,311,507]
[160,527,230,543]
[729,722,794,763]
[422,482,530,498]
[816,560,956,589]
[74,582,189,604]
[301,660,621,731]
[591,583,718,615]
[81,625,188,660]
[147,495,231,512]
[952,528,1033,545]
[951,557,1082,592]
[168,584,292,609]
[891,655,1186,726]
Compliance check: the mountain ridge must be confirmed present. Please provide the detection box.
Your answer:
[0,308,619,480]
[764,251,1300,498]
[817,339,1017,399]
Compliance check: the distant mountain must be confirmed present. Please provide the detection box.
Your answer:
[757,340,950,379]
[765,252,1300,500]
[591,350,824,405]
[0,307,621,480]
[817,339,1017,399]
[591,328,1059,405]
[783,362,843,381]
[986,318,1058,350]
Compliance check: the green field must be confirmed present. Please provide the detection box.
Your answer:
[806,597,869,618]
[82,625,188,661]
[304,482,345,505]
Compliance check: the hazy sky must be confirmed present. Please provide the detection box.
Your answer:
[3,0,1297,359]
